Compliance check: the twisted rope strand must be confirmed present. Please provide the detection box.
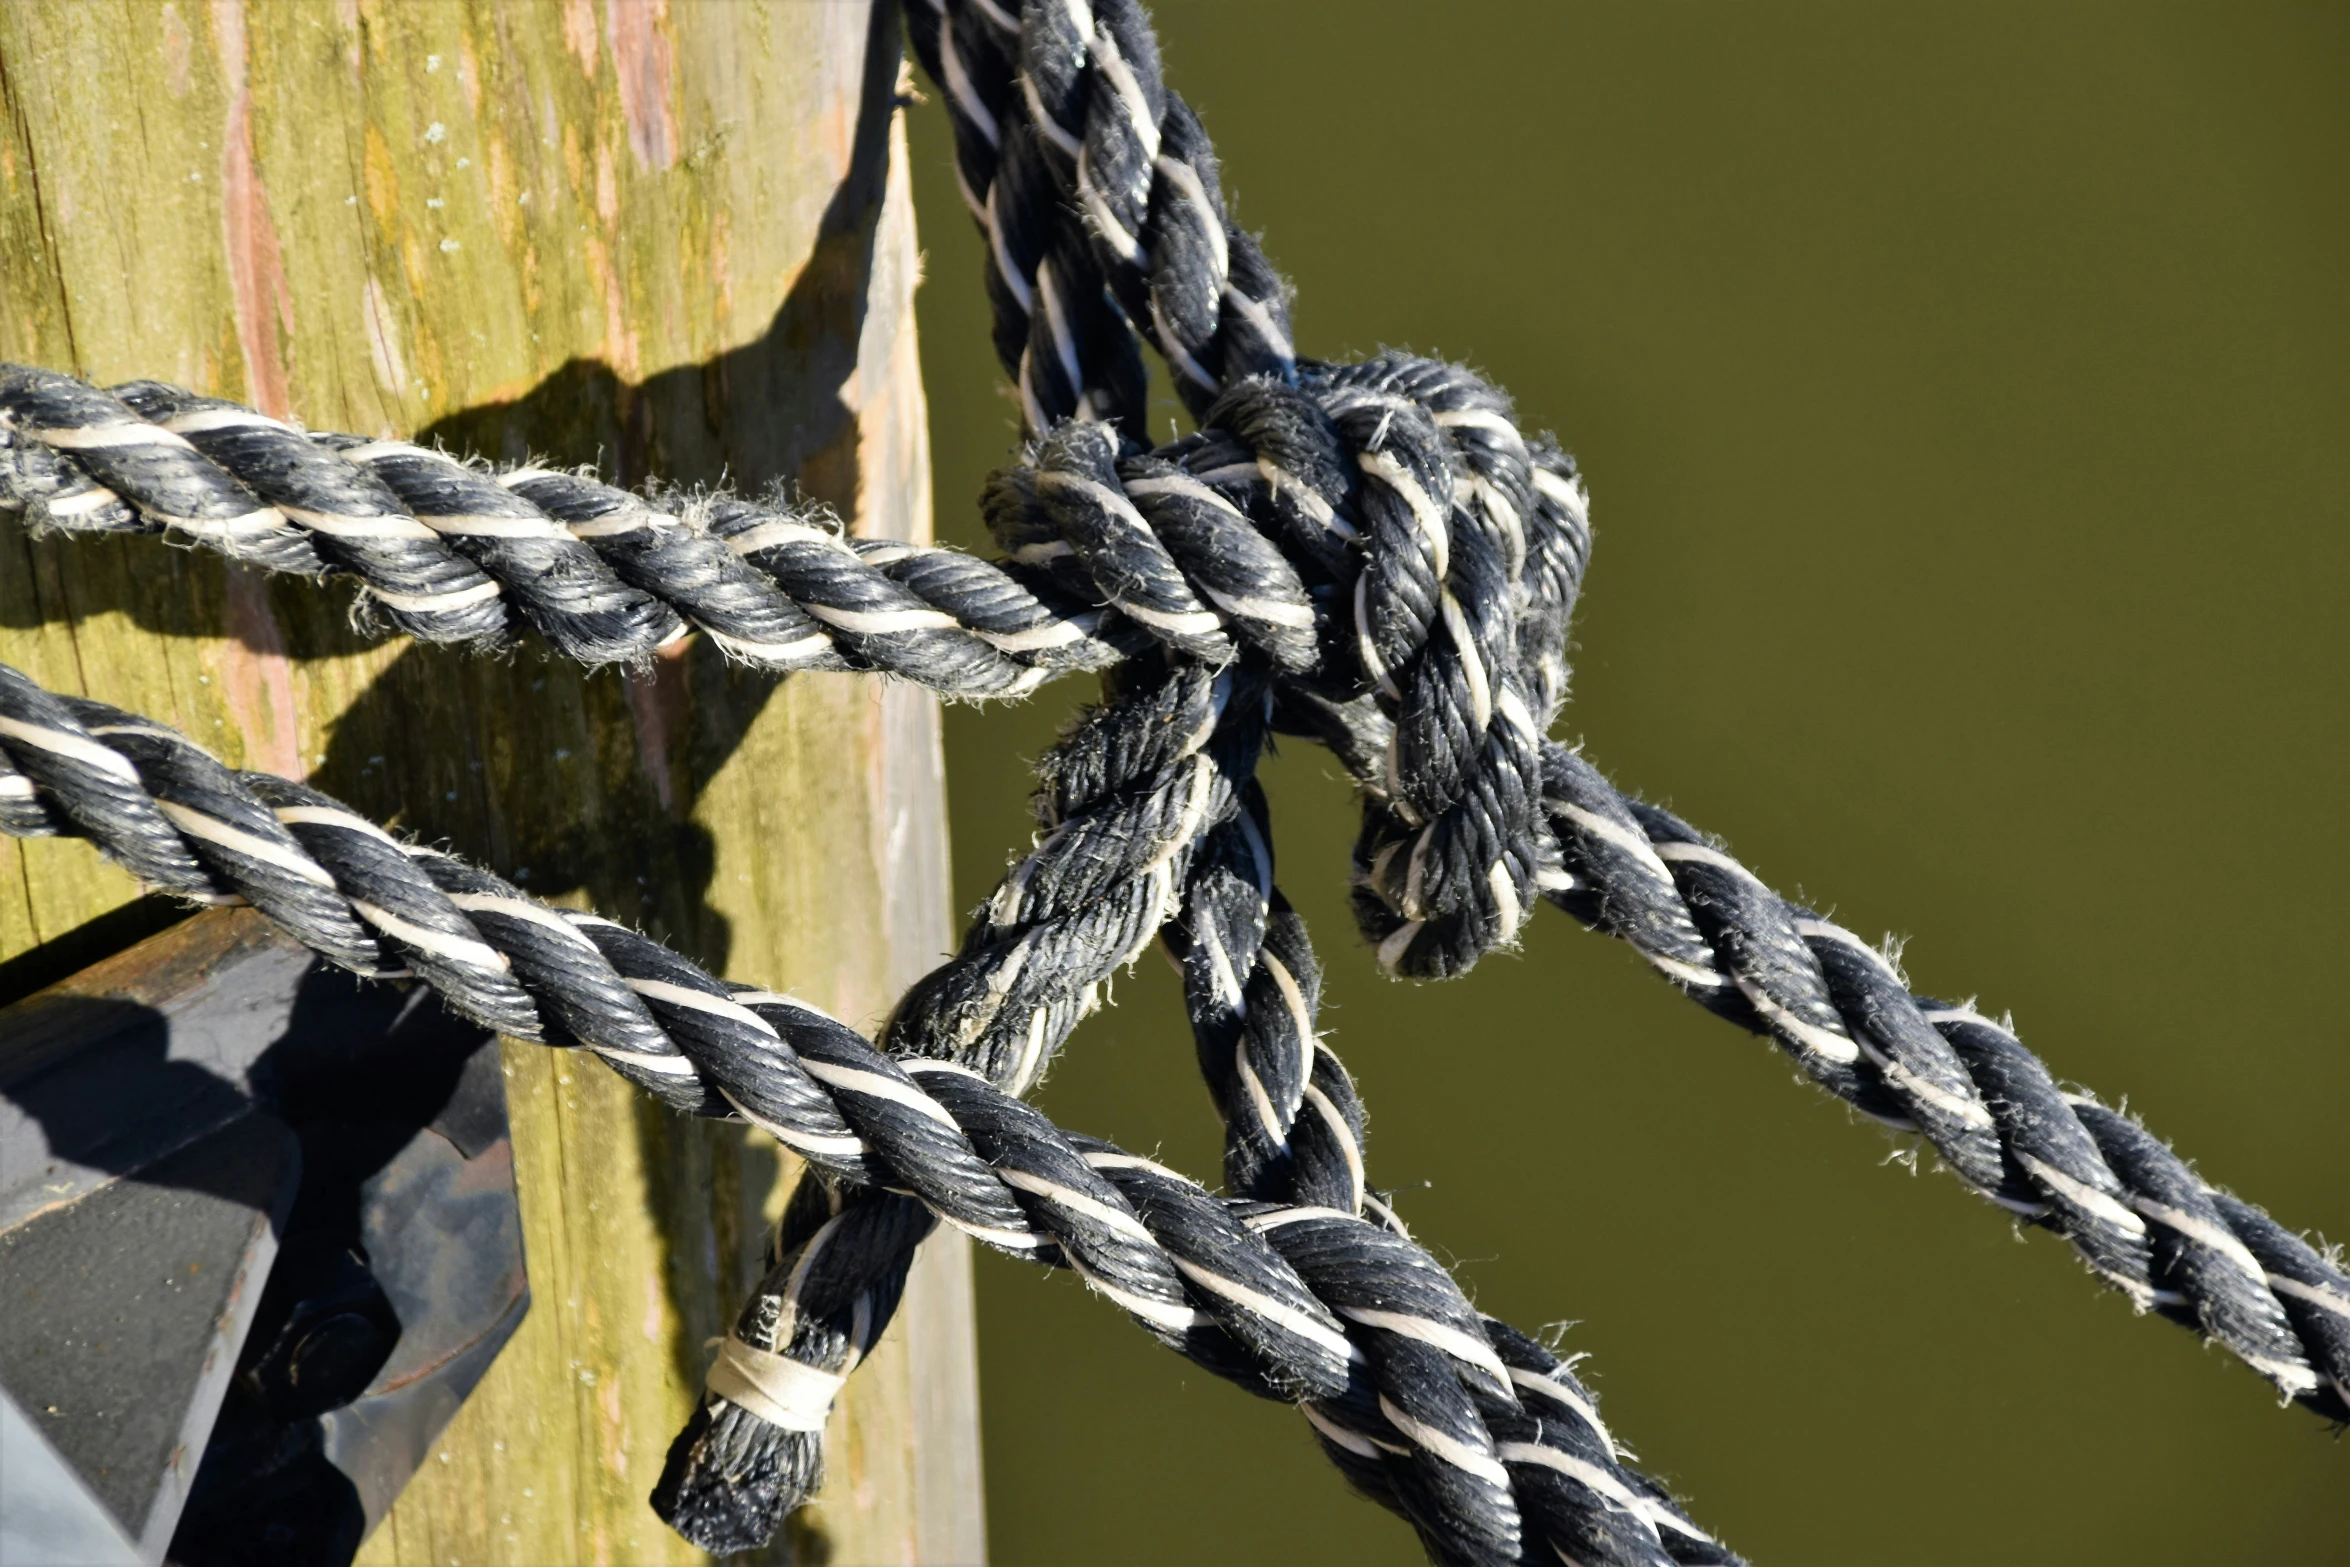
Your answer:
[0,350,1664,1548]
[657,663,1493,1550]
[907,0,1295,430]
[13,339,2331,1491]
[622,659,1267,1544]
[3,2,2329,1547]
[907,0,1598,976]
[915,3,2344,1428]
[1527,739,2350,1420]
[0,656,1709,1564]
[978,363,1593,977]
[1168,786,1737,1566]
[0,366,1130,695]
[1251,675,2350,1424]
[1,359,1583,978]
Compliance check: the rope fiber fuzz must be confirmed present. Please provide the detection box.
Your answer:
[0,657,1725,1565]
[0,0,2336,1559]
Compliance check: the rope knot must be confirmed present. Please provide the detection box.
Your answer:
[984,351,1581,977]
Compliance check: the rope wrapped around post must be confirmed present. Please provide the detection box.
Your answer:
[905,0,2350,1435]
[0,350,1587,980]
[0,353,1670,1557]
[4,351,2346,1552]
[0,658,1726,1567]
[0,0,2336,1554]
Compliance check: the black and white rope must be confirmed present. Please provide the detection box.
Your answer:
[1167,786,1735,1566]
[1,0,2334,1556]
[958,0,2345,1271]
[0,656,1730,1565]
[907,0,1295,430]
[1,359,1587,978]
[654,419,1616,1555]
[0,350,1703,1550]
[1516,738,2350,1421]
[973,363,1596,977]
[4,368,2326,1556]
[911,0,1617,974]
[0,367,1133,696]
[6,351,2336,1544]
[660,660,1279,1548]
[1242,672,2350,1425]
[900,0,2349,1450]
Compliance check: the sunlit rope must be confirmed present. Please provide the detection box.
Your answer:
[0,0,2339,1559]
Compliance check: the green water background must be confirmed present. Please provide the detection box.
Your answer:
[904,5,2347,1561]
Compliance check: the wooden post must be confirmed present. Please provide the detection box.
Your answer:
[0,2,982,1562]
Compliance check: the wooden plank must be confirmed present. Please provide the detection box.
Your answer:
[0,2,980,1561]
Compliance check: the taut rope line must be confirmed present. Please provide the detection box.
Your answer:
[0,0,2336,1558]
[5,358,2345,1560]
[0,348,1587,981]
[0,658,1721,1567]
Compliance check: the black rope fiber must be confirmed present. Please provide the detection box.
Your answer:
[0,0,2337,1559]
[3,353,2343,1555]
[0,658,1726,1567]
[901,0,2350,1435]
[0,349,1585,980]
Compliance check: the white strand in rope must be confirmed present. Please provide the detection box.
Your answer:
[704,1340,850,1434]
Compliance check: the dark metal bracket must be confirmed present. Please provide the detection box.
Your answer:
[0,909,529,1565]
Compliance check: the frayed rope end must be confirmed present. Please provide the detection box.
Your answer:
[650,1398,822,1554]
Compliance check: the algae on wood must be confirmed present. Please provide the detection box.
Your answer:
[0,1,981,1560]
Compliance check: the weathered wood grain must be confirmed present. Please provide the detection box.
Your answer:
[0,2,980,1560]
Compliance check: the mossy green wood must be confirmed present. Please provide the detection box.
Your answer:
[0,2,981,1561]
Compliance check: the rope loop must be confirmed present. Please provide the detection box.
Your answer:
[0,4,2330,1561]
[0,652,1741,1562]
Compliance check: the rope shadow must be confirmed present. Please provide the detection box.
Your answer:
[0,0,904,985]
[0,0,903,1511]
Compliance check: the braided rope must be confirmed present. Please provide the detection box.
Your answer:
[902,0,2349,1443]
[0,1,2333,1555]
[1168,787,1733,1566]
[908,0,1296,430]
[0,656,1727,1565]
[0,366,1141,696]
[909,0,1608,976]
[0,355,1583,979]
[1531,739,2350,1420]
[0,353,1704,1556]
[5,355,2341,1550]
[1266,682,2350,1424]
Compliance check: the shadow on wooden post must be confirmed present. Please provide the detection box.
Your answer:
[0,1,981,1561]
